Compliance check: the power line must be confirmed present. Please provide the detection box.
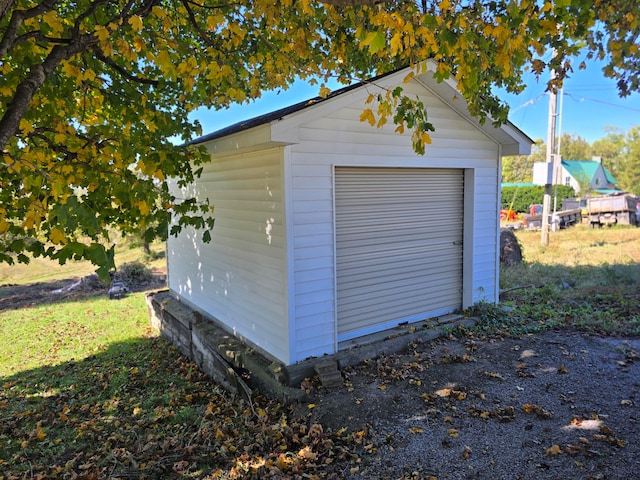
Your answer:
[510,93,547,112]
[563,92,640,112]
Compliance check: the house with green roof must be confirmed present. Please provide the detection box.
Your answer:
[532,157,620,195]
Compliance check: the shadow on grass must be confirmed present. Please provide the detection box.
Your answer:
[0,333,357,480]
[0,334,231,478]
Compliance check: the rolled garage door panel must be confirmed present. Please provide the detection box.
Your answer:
[335,167,464,342]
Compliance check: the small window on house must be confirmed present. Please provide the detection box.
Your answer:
[595,177,601,186]
[565,176,571,186]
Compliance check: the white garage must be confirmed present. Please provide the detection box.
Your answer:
[165,64,532,367]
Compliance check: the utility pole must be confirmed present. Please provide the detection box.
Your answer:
[541,69,558,246]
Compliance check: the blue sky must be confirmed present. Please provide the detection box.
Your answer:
[195,60,640,145]
[500,60,640,143]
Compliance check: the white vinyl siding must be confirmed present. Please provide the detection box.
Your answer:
[167,147,289,364]
[334,167,464,341]
[287,80,501,361]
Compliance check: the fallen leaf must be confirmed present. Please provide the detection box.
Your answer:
[483,371,505,380]
[522,403,553,419]
[564,444,582,455]
[409,427,423,434]
[36,422,46,441]
[447,428,459,437]
[546,444,562,455]
[298,445,317,460]
[455,390,467,400]
[462,445,472,458]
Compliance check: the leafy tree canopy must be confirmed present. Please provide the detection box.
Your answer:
[1,0,639,277]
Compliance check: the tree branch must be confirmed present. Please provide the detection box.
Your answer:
[0,33,98,151]
[0,0,59,57]
[93,50,160,86]
[0,0,15,22]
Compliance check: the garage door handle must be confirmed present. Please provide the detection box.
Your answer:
[453,240,463,246]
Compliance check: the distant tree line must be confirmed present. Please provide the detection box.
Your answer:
[502,127,640,196]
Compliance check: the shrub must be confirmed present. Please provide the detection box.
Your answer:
[501,185,576,213]
[117,261,154,284]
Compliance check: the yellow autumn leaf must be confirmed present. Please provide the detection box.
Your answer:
[19,118,34,135]
[83,68,96,82]
[137,200,150,215]
[0,219,9,234]
[403,70,415,84]
[128,15,144,31]
[43,10,64,35]
[408,427,423,434]
[439,0,452,11]
[298,445,317,460]
[156,50,174,75]
[94,25,110,42]
[390,33,404,55]
[319,85,332,98]
[61,61,82,79]
[36,422,46,441]
[359,108,376,126]
[447,428,459,437]
[49,227,66,245]
[22,210,39,230]
[276,453,293,470]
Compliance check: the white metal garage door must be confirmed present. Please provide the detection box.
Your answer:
[335,167,464,342]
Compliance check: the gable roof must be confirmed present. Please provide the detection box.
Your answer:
[190,65,533,156]
[561,160,617,184]
[190,80,364,146]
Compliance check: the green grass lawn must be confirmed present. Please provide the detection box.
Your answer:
[0,294,151,378]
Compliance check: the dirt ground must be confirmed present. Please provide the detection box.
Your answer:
[299,330,640,480]
[0,271,165,312]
